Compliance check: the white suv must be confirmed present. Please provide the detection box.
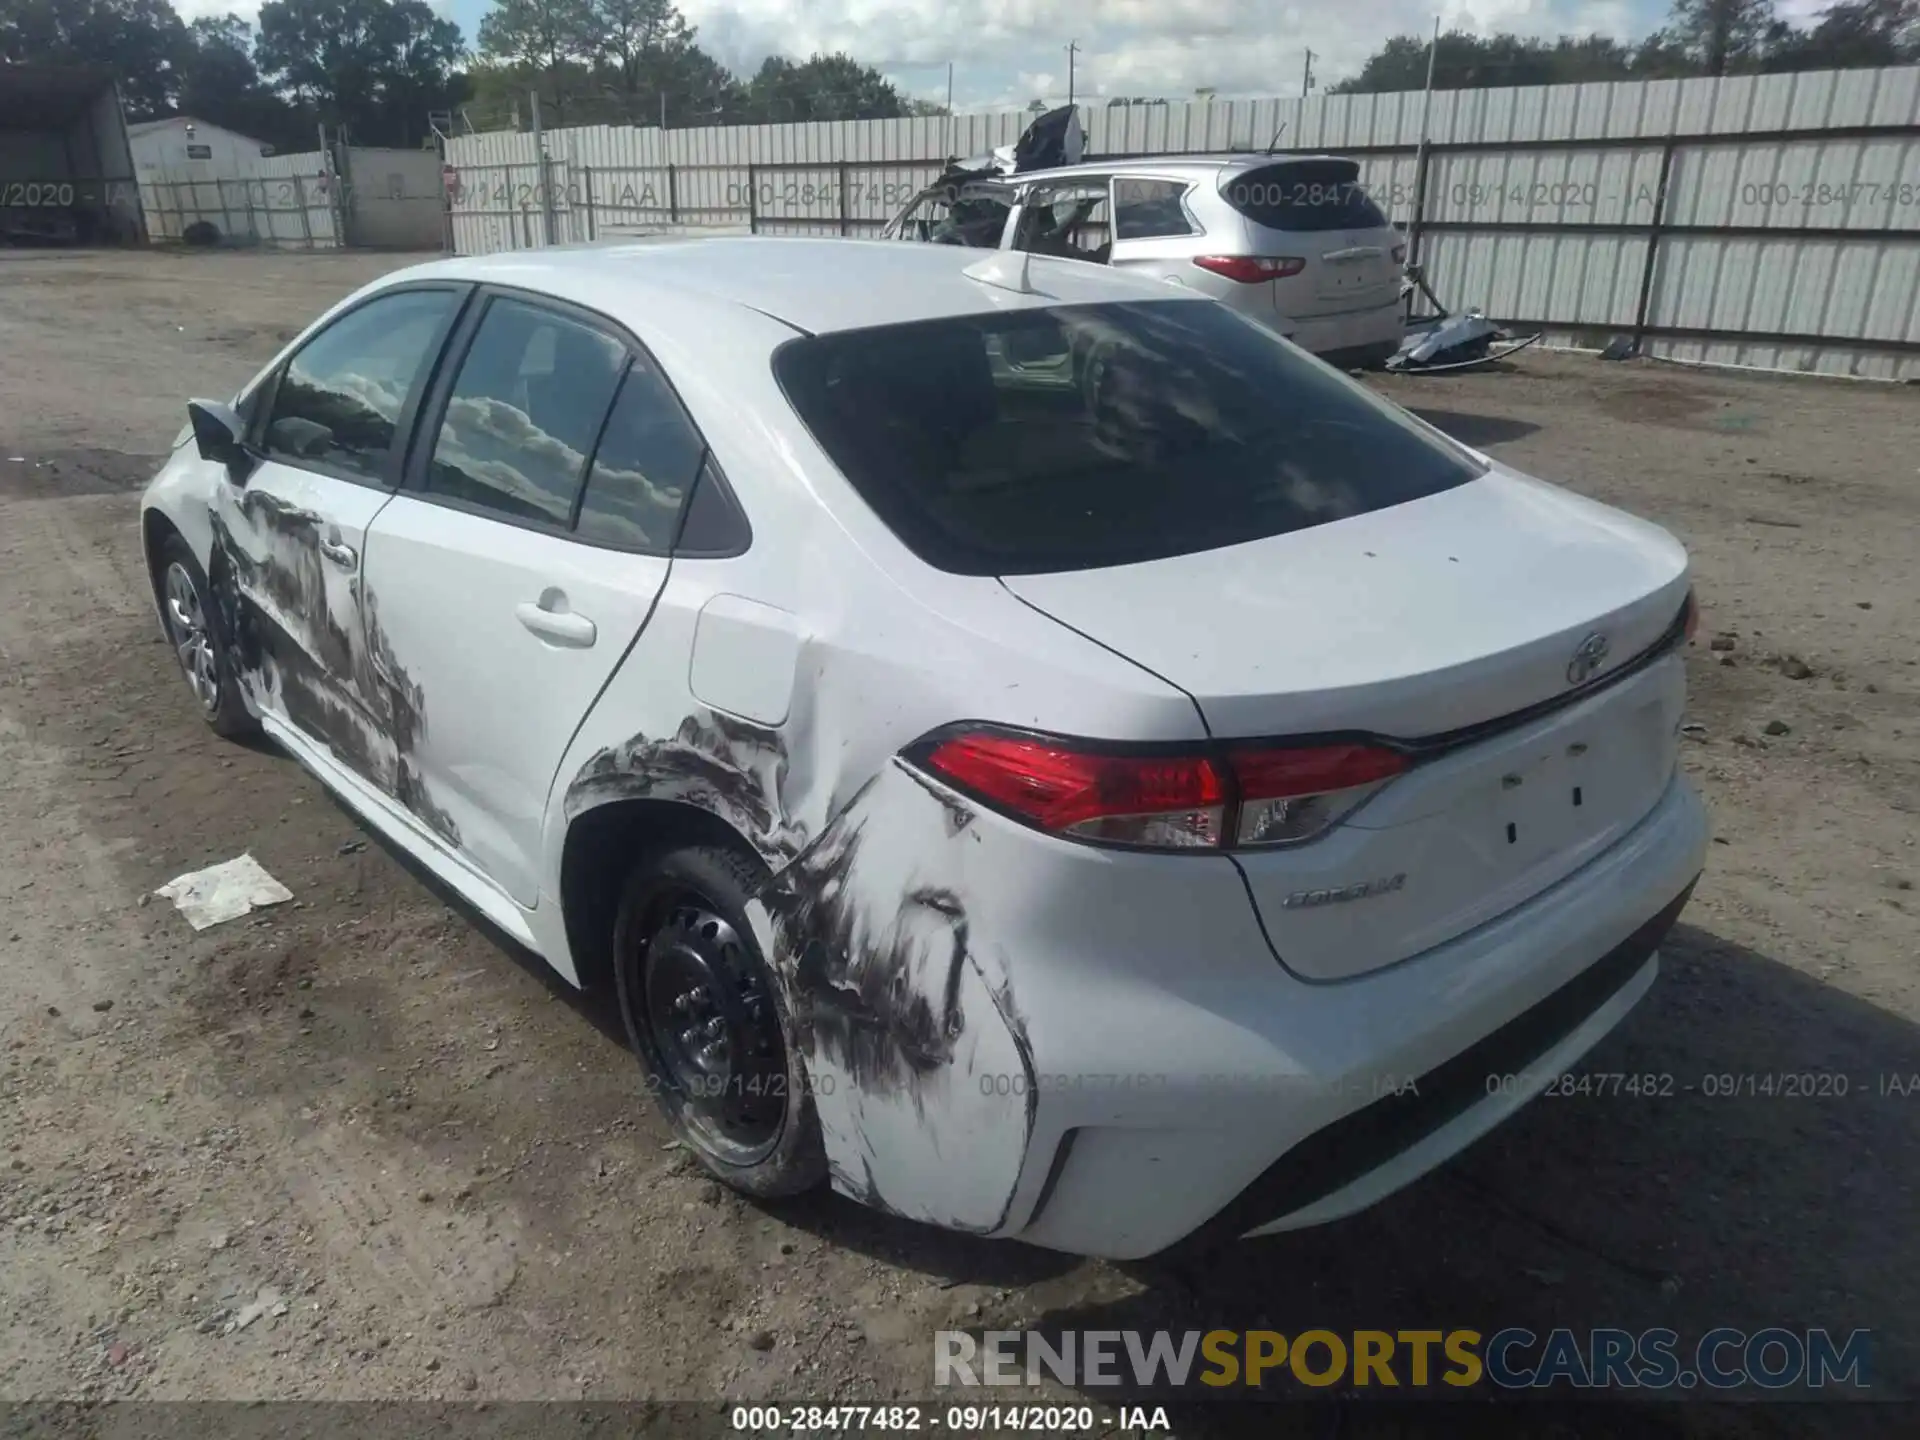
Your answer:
[884,154,1408,369]
[140,238,1707,1259]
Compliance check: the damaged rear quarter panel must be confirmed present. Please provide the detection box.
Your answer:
[750,760,1035,1232]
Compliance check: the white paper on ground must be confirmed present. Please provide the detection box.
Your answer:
[154,853,293,930]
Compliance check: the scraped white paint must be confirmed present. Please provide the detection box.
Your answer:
[154,854,293,930]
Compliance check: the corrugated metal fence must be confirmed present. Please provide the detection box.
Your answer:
[139,149,341,247]
[446,66,1920,379]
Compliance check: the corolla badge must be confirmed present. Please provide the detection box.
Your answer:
[1567,632,1611,686]
[1279,873,1407,910]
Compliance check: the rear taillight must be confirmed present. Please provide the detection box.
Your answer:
[1193,255,1306,283]
[1230,742,1408,847]
[914,729,1406,852]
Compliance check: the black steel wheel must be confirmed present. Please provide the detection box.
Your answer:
[613,844,826,1196]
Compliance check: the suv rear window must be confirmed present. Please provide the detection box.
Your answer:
[1222,158,1389,233]
[772,299,1483,576]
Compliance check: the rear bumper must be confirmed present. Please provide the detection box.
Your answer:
[1001,773,1709,1258]
[1264,299,1405,362]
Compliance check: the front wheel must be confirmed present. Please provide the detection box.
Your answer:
[156,534,255,739]
[613,843,827,1198]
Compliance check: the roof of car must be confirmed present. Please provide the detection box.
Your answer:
[391,236,1208,337]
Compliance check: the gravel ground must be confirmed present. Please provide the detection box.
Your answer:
[0,248,1915,1435]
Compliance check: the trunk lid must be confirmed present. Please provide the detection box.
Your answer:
[1001,469,1692,979]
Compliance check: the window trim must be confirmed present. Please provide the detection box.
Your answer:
[399,282,748,559]
[246,281,475,492]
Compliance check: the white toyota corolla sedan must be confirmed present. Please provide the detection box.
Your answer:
[139,237,1708,1259]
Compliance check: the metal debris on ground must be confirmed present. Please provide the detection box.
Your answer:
[153,854,293,930]
[1387,262,1543,374]
[1388,309,1544,373]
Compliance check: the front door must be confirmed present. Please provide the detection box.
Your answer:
[209,284,466,793]
[359,291,706,903]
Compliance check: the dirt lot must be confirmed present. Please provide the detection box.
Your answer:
[0,248,1916,1431]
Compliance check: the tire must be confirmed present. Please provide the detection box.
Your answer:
[613,843,827,1198]
[156,534,256,739]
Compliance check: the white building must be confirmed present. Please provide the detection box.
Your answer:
[127,116,274,173]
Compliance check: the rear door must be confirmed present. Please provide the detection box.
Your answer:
[357,289,711,902]
[1219,158,1401,320]
[1108,175,1201,285]
[211,283,466,789]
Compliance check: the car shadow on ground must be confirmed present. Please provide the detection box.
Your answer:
[313,778,1919,1394]
[793,921,1920,1406]
[1405,408,1542,449]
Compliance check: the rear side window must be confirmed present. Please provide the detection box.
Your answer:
[573,359,705,550]
[1114,179,1194,240]
[263,289,456,480]
[1222,159,1389,233]
[426,297,627,526]
[773,300,1484,576]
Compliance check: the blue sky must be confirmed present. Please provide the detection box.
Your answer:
[170,0,1831,111]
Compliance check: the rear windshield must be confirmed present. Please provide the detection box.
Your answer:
[1222,159,1390,233]
[772,299,1483,576]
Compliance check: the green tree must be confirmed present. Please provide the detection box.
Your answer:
[1765,0,1920,67]
[175,15,308,152]
[1666,0,1780,72]
[742,53,910,122]
[0,0,188,116]
[582,0,690,123]
[476,0,592,122]
[255,0,466,146]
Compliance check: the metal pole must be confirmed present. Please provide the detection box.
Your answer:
[582,164,595,242]
[530,90,552,247]
[945,62,954,161]
[1067,42,1078,106]
[1302,49,1314,97]
[1630,138,1678,355]
[1407,16,1441,270]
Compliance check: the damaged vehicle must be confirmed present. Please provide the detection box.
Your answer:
[140,237,1708,1259]
[884,120,1406,369]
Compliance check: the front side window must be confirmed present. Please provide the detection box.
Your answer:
[425,297,628,526]
[262,288,457,480]
[774,299,1485,577]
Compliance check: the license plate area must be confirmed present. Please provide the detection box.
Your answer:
[1490,740,1599,866]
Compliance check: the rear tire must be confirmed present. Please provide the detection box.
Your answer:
[157,534,256,740]
[613,843,827,1198]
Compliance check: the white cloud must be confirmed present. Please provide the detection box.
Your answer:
[680,0,1680,105]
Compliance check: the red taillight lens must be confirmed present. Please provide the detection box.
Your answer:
[922,733,1226,849]
[1193,255,1306,283]
[915,730,1407,851]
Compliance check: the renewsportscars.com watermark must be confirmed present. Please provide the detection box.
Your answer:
[934,1328,1872,1392]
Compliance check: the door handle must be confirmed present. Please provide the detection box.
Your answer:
[515,597,597,648]
[319,538,357,569]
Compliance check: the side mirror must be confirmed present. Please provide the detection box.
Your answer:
[187,399,246,467]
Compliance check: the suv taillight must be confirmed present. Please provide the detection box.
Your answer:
[1193,255,1306,283]
[912,728,1407,852]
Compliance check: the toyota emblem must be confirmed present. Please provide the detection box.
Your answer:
[1567,632,1611,686]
